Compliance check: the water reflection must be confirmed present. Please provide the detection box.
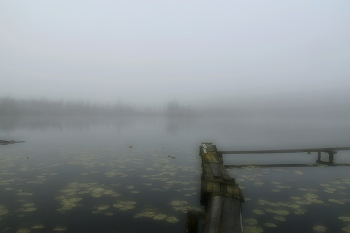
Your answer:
[0,116,137,132]
[165,118,197,136]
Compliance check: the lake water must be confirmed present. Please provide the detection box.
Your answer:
[1,116,350,233]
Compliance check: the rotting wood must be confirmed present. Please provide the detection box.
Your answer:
[210,163,222,178]
[187,143,244,233]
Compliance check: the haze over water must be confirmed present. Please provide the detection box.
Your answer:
[1,1,350,233]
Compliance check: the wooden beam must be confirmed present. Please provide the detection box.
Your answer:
[224,163,350,168]
[217,147,350,154]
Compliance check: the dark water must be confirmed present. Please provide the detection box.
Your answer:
[1,117,350,233]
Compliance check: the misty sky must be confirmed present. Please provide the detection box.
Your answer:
[1,1,350,107]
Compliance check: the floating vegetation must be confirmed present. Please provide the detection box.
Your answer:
[252,209,265,215]
[339,216,350,222]
[274,216,286,221]
[324,188,337,193]
[244,219,258,225]
[153,214,167,220]
[0,205,9,216]
[294,170,304,175]
[16,229,30,233]
[17,191,33,196]
[293,209,307,215]
[56,197,82,212]
[22,207,37,212]
[343,226,350,233]
[165,216,179,223]
[265,209,289,216]
[243,226,264,233]
[275,185,291,189]
[169,200,203,213]
[265,223,277,227]
[97,205,110,210]
[113,201,136,211]
[313,226,328,232]
[53,226,67,231]
[328,199,346,204]
[31,225,45,229]
[134,207,158,219]
[271,182,280,184]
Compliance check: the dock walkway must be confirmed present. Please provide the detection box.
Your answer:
[186,143,350,233]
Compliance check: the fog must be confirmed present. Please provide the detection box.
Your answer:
[1,1,350,108]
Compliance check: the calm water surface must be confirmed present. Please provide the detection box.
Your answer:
[1,117,350,233]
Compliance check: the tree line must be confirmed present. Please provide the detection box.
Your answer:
[0,97,198,118]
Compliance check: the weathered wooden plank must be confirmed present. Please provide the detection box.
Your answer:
[207,144,215,152]
[204,181,221,194]
[204,152,221,163]
[221,197,243,233]
[225,185,244,202]
[204,179,236,185]
[204,196,223,233]
[210,163,222,178]
[220,165,231,181]
[204,163,215,181]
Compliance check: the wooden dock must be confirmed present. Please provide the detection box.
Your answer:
[186,143,244,233]
[218,146,350,166]
[186,143,350,233]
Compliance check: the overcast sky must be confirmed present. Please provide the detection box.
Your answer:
[1,1,349,107]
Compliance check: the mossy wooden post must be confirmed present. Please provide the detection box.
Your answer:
[187,142,244,233]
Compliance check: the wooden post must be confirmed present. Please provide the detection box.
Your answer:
[317,151,321,162]
[186,210,206,233]
[328,152,334,163]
